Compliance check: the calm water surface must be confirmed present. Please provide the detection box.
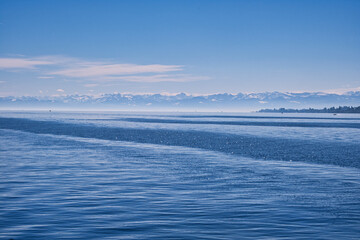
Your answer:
[0,111,359,239]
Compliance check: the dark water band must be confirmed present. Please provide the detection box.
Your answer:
[1,117,359,169]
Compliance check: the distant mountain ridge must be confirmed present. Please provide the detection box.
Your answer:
[1,91,360,111]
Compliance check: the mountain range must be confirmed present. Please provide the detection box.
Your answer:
[1,91,360,111]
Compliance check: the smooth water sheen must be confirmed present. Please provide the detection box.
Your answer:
[0,111,359,239]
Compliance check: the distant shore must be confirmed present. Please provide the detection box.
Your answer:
[259,106,360,114]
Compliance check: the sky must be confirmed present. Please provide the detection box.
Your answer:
[0,0,359,96]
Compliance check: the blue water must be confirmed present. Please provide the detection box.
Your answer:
[0,111,359,239]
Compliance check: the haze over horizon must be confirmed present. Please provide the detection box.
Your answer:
[1,0,360,98]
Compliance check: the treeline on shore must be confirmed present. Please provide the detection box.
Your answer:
[259,106,360,113]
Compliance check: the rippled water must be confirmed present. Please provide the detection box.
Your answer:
[0,111,359,239]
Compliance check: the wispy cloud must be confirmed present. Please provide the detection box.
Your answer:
[50,64,183,78]
[103,74,209,83]
[84,83,99,88]
[0,58,54,69]
[0,55,208,84]
[56,88,65,92]
[38,76,55,79]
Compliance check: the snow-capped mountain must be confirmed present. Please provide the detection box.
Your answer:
[1,91,359,111]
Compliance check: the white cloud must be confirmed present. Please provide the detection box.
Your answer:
[0,56,182,76]
[38,76,55,79]
[104,74,209,83]
[56,89,65,92]
[50,64,182,78]
[0,55,209,84]
[84,83,99,88]
[0,58,54,69]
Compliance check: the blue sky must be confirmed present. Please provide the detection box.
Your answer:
[0,0,359,96]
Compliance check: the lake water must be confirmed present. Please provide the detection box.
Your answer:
[0,111,359,239]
